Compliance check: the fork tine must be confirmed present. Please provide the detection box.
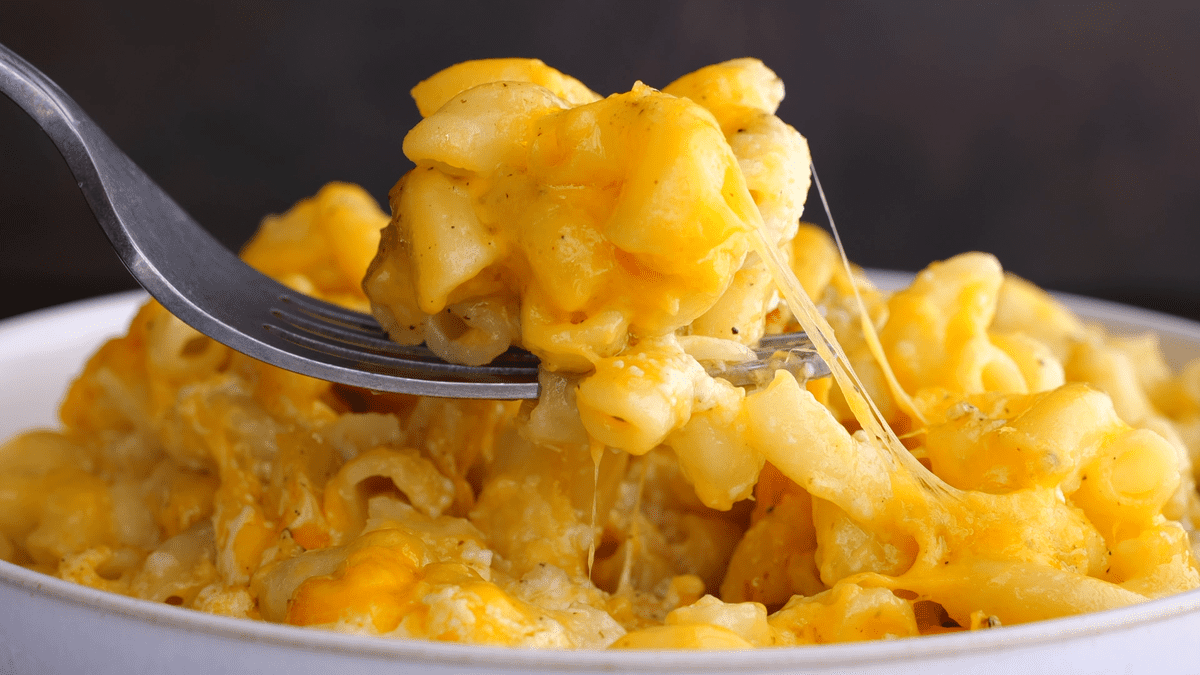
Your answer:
[755,332,818,351]
[269,305,423,355]
[276,293,384,332]
[712,345,828,387]
[261,320,542,397]
[267,305,540,375]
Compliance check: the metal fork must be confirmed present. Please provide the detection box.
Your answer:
[0,43,827,399]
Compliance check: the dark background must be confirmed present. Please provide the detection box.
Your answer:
[2,1,1198,321]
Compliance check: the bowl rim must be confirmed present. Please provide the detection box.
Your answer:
[2,282,1200,670]
[4,558,1199,669]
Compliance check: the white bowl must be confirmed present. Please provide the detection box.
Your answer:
[2,287,1200,674]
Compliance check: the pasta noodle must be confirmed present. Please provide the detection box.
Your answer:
[1,59,1198,650]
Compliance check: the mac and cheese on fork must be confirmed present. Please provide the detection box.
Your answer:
[0,58,1197,649]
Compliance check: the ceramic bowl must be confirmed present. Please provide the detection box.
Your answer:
[2,285,1199,674]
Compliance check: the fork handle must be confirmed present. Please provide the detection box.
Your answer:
[0,45,295,353]
[0,43,151,267]
[0,42,546,399]
[0,44,347,383]
[0,41,250,319]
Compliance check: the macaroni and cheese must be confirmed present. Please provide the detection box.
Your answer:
[0,58,1197,649]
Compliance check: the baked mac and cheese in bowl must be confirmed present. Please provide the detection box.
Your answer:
[1,58,1198,671]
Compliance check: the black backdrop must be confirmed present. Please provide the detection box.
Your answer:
[2,0,1198,321]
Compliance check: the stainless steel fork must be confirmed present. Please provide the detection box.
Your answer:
[0,43,826,399]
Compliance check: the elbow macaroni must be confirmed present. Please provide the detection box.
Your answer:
[1,59,1198,650]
